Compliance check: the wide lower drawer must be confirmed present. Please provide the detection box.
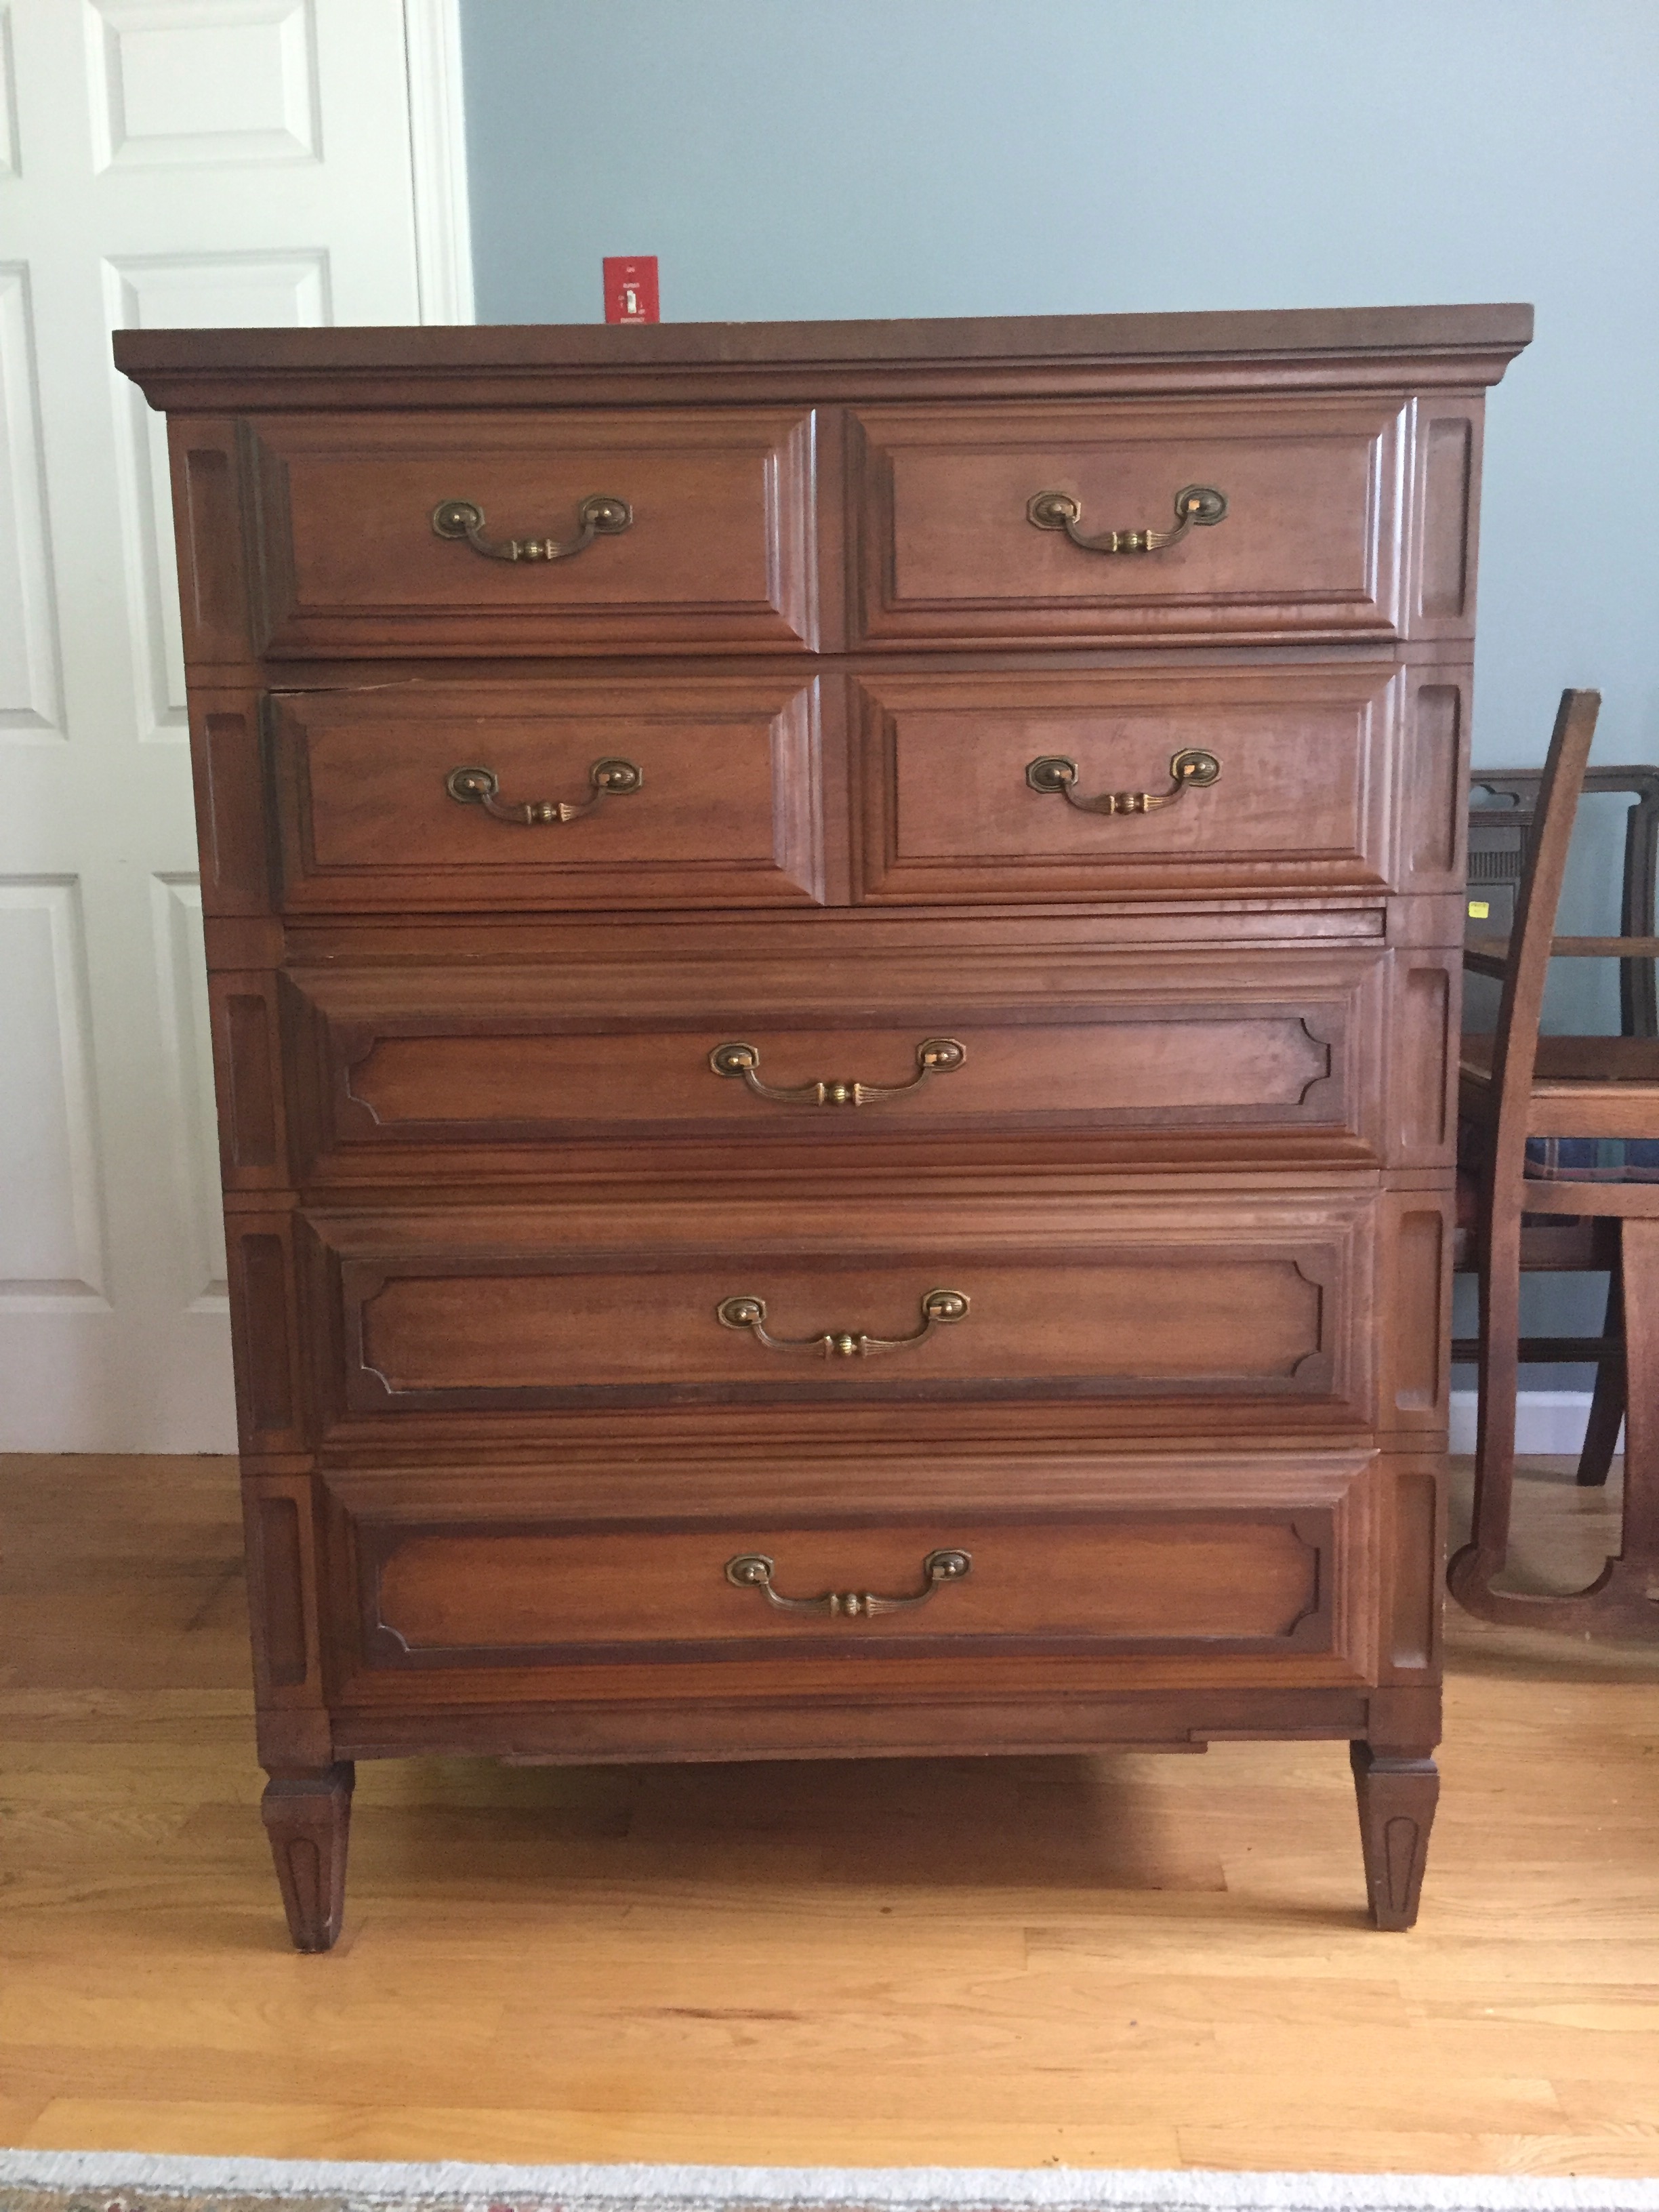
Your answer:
[308,1450,1375,1681]
[853,662,1410,901]
[268,678,826,910]
[283,943,1386,1176]
[247,407,815,655]
[851,396,1409,645]
[299,1191,1372,1435]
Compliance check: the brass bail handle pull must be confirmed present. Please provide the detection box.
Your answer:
[716,1287,969,1359]
[724,1547,972,1619]
[1026,747,1221,817]
[431,494,632,562]
[1027,483,1227,555]
[445,758,642,826]
[708,1036,966,1107]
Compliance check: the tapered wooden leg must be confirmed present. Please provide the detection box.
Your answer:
[1350,1741,1437,1931]
[262,1761,353,1952]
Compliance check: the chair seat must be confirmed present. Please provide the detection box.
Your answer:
[1524,1135,1659,1181]
[1460,1032,1659,1138]
[1461,1032,1659,1082]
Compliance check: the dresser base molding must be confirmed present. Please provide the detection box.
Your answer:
[319,1685,1432,1765]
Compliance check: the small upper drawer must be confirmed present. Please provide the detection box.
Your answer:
[245,408,816,655]
[853,663,1402,902]
[851,398,1406,646]
[268,678,826,910]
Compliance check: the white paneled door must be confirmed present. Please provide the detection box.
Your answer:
[0,0,471,1447]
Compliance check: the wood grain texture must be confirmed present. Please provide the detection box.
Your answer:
[299,1191,1370,1437]
[268,677,830,912]
[3,1450,1658,2173]
[248,409,817,657]
[281,935,1391,1182]
[850,397,1409,647]
[850,661,1405,902]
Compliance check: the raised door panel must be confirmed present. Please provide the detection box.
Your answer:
[269,678,828,910]
[853,663,1398,902]
[285,943,1385,1177]
[300,1193,1372,1437]
[247,407,816,655]
[851,397,1406,645]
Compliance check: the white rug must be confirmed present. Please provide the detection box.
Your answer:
[4,2153,1659,2212]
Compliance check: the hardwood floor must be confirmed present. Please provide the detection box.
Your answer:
[2,1451,1656,2175]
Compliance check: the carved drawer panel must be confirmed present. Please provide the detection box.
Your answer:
[323,1449,1373,1685]
[302,1192,1372,1436]
[246,408,816,655]
[851,396,1408,645]
[285,942,1387,1179]
[853,662,1405,902]
[268,679,827,911]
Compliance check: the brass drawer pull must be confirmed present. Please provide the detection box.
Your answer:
[716,1286,968,1359]
[445,758,642,825]
[725,1547,972,1618]
[1027,747,1221,816]
[709,1036,965,1107]
[1027,483,1226,554]
[431,493,632,562]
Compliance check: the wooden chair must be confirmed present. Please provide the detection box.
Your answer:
[1449,689,1659,1633]
[1454,761,1659,1486]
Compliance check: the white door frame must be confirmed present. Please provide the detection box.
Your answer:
[404,0,474,323]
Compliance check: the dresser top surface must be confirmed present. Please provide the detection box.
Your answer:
[115,303,1532,410]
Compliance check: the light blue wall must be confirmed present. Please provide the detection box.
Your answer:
[459,0,1659,792]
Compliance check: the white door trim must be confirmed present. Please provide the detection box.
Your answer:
[403,0,474,323]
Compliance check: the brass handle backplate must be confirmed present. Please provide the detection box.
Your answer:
[1026,747,1221,816]
[431,494,632,562]
[445,758,642,825]
[709,1036,966,1107]
[716,1287,968,1359]
[724,1547,972,1618]
[1027,483,1227,554]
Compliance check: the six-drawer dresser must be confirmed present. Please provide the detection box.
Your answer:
[117,305,1531,1948]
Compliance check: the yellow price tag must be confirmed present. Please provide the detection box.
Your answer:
[1467,900,1490,920]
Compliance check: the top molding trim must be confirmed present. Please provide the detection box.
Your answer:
[114,302,1533,411]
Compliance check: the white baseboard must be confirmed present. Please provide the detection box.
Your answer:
[1448,1389,1622,1455]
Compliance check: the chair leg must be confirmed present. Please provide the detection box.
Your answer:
[1612,1218,1659,1618]
[1448,1202,1523,1620]
[1576,1259,1624,1487]
[1452,1215,1659,1636]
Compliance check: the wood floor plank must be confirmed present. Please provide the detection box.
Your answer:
[1,1452,1657,2171]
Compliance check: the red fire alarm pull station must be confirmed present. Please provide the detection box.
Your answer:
[604,257,659,324]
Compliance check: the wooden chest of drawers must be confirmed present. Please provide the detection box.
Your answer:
[117,304,1530,1948]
